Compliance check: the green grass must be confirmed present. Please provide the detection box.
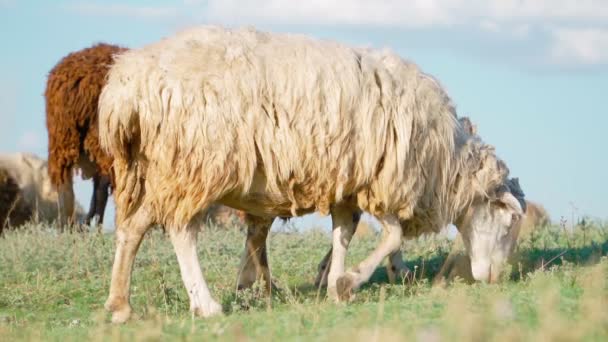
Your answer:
[1,220,607,341]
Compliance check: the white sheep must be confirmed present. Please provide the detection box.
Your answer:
[98,26,525,322]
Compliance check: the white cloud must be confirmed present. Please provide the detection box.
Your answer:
[67,2,179,19]
[68,1,608,29]
[203,0,608,29]
[549,27,608,65]
[62,1,608,67]
[205,0,453,28]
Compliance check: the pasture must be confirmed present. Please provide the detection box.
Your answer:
[0,219,607,341]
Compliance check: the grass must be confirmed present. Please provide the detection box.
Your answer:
[0,219,607,341]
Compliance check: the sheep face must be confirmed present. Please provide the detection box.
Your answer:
[458,190,524,283]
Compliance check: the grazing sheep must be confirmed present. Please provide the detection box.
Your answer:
[0,153,86,228]
[98,26,525,322]
[45,43,127,227]
[434,199,547,285]
[0,167,31,233]
[520,200,550,236]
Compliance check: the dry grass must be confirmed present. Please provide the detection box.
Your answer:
[0,219,607,341]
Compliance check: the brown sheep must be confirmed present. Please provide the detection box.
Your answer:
[44,43,127,227]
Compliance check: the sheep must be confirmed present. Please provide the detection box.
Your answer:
[433,200,548,285]
[44,43,128,227]
[0,166,31,233]
[0,153,86,228]
[519,200,550,236]
[98,26,525,322]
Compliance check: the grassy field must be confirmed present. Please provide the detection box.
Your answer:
[1,219,607,341]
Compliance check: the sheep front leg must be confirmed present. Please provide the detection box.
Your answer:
[169,216,222,318]
[104,207,152,323]
[315,211,361,289]
[318,249,411,287]
[236,214,274,294]
[326,205,358,301]
[336,214,402,302]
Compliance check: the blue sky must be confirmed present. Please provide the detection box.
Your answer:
[1,1,606,230]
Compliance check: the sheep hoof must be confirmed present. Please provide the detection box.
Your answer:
[105,297,132,323]
[336,273,357,302]
[109,306,132,324]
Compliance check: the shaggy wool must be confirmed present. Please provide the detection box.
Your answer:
[45,43,127,187]
[99,26,516,234]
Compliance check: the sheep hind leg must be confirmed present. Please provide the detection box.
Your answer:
[336,214,402,302]
[104,206,153,323]
[94,174,111,225]
[85,174,111,226]
[84,175,99,225]
[57,178,75,231]
[169,213,222,318]
[236,214,274,295]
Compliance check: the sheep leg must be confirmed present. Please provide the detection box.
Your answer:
[236,214,274,294]
[317,248,411,287]
[94,174,111,225]
[315,211,361,288]
[84,175,99,225]
[57,178,75,230]
[314,248,332,288]
[104,207,152,323]
[336,214,402,302]
[326,205,358,301]
[85,174,111,225]
[386,250,411,284]
[169,215,223,318]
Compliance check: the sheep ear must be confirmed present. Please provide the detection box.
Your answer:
[498,192,524,216]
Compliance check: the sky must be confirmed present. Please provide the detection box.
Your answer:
[0,0,606,231]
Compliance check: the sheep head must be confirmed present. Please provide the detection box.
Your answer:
[457,174,526,283]
[452,122,526,283]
